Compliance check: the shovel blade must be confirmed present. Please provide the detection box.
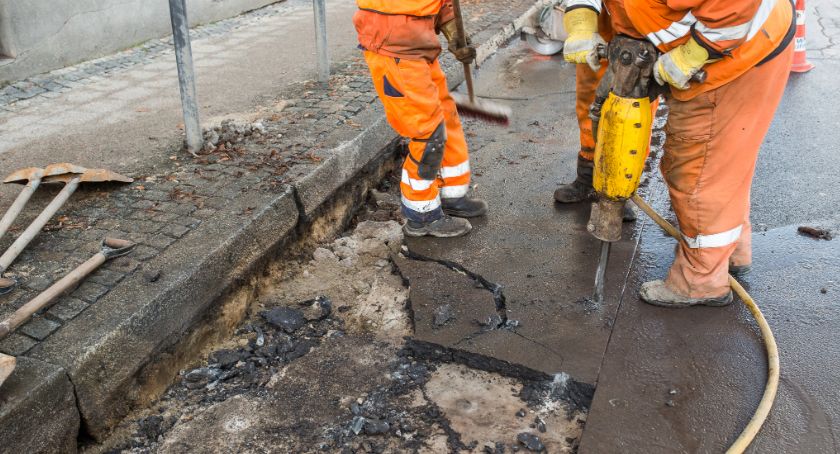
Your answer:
[3,167,45,184]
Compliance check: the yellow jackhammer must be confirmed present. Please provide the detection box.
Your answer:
[587,36,659,302]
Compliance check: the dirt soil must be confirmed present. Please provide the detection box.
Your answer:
[86,179,587,454]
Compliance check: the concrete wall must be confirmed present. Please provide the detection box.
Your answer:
[0,0,280,84]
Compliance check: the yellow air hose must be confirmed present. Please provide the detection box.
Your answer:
[630,194,779,454]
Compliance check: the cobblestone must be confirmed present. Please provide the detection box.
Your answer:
[0,333,39,356]
[71,282,110,304]
[18,316,61,341]
[47,298,90,322]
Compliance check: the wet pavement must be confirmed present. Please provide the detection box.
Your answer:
[404,44,638,386]
[401,32,840,453]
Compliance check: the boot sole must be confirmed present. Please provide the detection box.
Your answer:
[403,224,472,238]
[442,207,488,218]
[641,292,734,308]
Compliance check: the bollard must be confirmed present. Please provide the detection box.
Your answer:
[791,0,815,73]
[313,0,330,83]
[168,0,203,156]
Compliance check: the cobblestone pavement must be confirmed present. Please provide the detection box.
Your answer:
[0,0,536,366]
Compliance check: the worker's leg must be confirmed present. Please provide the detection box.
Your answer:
[729,193,752,274]
[427,59,488,217]
[365,52,472,237]
[648,44,793,302]
[363,52,471,237]
[553,63,605,203]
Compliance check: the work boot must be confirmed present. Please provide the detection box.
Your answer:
[553,157,596,203]
[403,215,472,238]
[441,196,488,218]
[639,280,733,308]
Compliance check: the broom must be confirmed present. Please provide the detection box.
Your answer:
[450,0,512,126]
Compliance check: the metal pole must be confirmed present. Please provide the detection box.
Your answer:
[168,0,202,157]
[313,0,329,83]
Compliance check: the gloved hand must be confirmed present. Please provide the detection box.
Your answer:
[440,20,477,64]
[654,38,710,89]
[562,8,606,66]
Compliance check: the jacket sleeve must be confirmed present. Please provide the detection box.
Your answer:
[670,0,763,54]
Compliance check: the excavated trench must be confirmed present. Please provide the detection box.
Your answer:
[84,164,592,453]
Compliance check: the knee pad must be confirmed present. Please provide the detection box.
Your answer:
[412,122,447,180]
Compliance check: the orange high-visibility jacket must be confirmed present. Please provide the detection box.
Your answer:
[567,0,795,100]
[354,0,455,62]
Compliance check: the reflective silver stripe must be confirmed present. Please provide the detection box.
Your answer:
[565,0,601,12]
[646,11,696,47]
[683,225,743,249]
[401,169,434,191]
[401,195,441,213]
[439,161,470,179]
[439,184,469,199]
[695,0,777,43]
[746,0,778,41]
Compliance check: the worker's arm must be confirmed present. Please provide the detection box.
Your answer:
[437,1,476,64]
[562,2,606,67]
[655,0,763,89]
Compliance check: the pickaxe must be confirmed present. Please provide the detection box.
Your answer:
[0,163,133,294]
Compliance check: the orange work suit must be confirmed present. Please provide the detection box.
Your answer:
[624,0,795,297]
[568,0,795,297]
[354,1,471,223]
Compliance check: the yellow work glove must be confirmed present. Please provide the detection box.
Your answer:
[562,8,606,67]
[654,38,710,90]
[440,20,477,65]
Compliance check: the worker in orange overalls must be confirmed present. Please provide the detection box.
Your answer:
[559,0,795,307]
[354,0,488,238]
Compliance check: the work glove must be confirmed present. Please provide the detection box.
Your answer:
[440,20,477,64]
[562,8,606,67]
[654,38,710,90]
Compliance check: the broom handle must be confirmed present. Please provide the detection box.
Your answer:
[451,0,475,103]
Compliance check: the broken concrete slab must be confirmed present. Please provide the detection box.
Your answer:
[393,254,499,347]
[27,186,299,439]
[0,357,79,453]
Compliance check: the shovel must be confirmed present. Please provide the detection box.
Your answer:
[0,238,135,341]
[0,167,46,242]
[0,164,133,294]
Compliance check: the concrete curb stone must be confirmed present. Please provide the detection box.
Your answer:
[0,357,79,453]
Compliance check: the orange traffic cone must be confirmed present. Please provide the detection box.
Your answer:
[791,0,815,73]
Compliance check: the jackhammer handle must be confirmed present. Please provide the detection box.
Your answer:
[594,44,707,84]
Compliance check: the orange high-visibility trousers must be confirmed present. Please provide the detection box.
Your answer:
[363,51,471,222]
[663,43,794,298]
